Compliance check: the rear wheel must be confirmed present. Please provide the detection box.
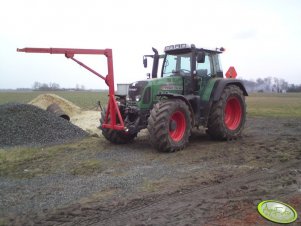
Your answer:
[100,109,137,144]
[148,99,191,152]
[207,85,246,140]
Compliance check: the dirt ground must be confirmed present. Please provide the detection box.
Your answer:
[1,116,301,226]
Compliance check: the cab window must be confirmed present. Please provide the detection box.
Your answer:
[196,55,211,77]
[163,53,192,77]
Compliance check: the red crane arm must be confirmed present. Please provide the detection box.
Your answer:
[17,47,125,131]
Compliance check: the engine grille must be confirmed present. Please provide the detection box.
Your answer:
[128,81,148,101]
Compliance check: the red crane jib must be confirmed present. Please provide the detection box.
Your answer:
[17,47,125,131]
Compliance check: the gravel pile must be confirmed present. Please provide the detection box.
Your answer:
[0,103,88,148]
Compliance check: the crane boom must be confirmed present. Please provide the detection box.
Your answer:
[17,47,125,131]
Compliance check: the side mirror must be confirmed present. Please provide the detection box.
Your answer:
[197,52,205,63]
[143,56,147,68]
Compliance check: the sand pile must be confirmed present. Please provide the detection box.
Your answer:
[29,93,81,117]
[71,111,101,135]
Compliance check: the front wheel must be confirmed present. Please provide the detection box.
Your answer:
[207,85,246,140]
[148,99,192,152]
[100,109,137,144]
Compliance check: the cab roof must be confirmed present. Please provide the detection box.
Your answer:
[164,44,224,54]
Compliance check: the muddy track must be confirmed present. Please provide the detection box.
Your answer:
[32,159,301,226]
[75,160,301,225]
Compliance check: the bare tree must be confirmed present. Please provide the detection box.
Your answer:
[32,81,61,90]
[32,81,41,90]
[49,82,60,90]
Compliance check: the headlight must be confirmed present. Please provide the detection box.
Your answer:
[135,95,141,102]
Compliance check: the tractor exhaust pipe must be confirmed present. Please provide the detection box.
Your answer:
[151,47,159,78]
[46,103,70,121]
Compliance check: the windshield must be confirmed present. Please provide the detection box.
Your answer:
[162,53,192,77]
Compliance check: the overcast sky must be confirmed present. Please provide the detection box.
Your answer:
[1,0,301,89]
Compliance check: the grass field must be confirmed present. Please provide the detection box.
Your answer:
[0,91,108,110]
[0,91,300,117]
[246,92,301,118]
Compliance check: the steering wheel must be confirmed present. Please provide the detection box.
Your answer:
[178,69,190,76]
[172,69,191,76]
[180,69,190,73]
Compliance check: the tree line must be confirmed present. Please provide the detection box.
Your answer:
[32,82,85,91]
[241,77,300,93]
[31,78,301,93]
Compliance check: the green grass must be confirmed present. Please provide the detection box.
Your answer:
[0,218,8,226]
[246,92,301,118]
[140,177,171,193]
[0,91,108,110]
[70,159,104,175]
[0,146,59,178]
[0,91,301,117]
[0,137,107,178]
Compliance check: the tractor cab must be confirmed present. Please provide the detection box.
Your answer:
[162,44,224,77]
[161,44,224,95]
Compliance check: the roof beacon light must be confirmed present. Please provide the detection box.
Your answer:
[216,47,226,52]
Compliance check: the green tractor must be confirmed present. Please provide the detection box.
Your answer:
[100,44,247,152]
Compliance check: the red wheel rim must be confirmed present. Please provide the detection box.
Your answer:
[169,111,186,142]
[224,97,242,130]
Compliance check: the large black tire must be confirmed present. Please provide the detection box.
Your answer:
[148,99,192,152]
[207,85,246,140]
[100,109,137,144]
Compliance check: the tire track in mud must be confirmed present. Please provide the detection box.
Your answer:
[78,160,301,226]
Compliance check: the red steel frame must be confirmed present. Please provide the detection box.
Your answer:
[17,47,125,131]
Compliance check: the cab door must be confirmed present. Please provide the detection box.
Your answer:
[195,54,213,95]
[180,54,194,95]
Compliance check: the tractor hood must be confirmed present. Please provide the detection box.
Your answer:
[128,77,184,107]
